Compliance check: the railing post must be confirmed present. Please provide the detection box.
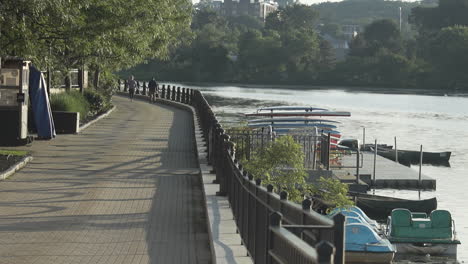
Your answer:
[190,89,194,105]
[268,212,282,264]
[279,191,288,215]
[332,213,345,264]
[181,87,186,103]
[317,241,335,264]
[171,85,176,101]
[161,84,166,98]
[216,134,230,196]
[176,86,181,102]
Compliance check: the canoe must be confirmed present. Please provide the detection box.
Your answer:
[273,128,341,135]
[257,106,328,112]
[247,123,337,129]
[248,117,340,123]
[376,148,451,166]
[245,111,351,117]
[350,192,437,222]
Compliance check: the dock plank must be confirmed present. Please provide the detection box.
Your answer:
[332,151,436,190]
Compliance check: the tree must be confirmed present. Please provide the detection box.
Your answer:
[410,0,468,33]
[0,0,192,87]
[361,19,403,56]
[265,4,319,32]
[236,29,285,82]
[242,136,308,202]
[424,26,468,88]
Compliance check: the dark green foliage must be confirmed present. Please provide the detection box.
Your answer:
[83,90,112,116]
[0,0,192,87]
[120,0,467,91]
[50,89,113,120]
[410,0,468,32]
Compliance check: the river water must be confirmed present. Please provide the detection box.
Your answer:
[181,83,468,262]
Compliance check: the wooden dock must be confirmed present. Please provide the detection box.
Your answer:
[331,151,436,190]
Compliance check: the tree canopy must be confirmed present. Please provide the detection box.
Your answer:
[0,0,192,85]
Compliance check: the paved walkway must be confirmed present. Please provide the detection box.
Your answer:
[0,96,212,264]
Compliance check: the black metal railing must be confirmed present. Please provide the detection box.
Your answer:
[120,81,346,264]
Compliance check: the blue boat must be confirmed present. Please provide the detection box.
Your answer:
[328,207,396,263]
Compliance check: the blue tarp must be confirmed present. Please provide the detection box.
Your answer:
[29,66,56,139]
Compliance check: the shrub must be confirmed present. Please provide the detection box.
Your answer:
[50,91,90,119]
[242,135,308,202]
[83,89,112,116]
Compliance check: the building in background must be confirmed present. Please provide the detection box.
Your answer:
[252,1,279,21]
[196,0,292,21]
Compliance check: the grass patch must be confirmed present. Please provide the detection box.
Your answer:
[50,91,90,119]
[0,150,29,156]
[50,90,113,123]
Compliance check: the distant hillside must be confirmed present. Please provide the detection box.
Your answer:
[312,0,435,29]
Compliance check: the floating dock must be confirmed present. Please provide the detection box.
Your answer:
[332,151,436,190]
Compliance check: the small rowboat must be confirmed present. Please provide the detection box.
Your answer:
[349,192,437,222]
[375,147,451,166]
[248,117,340,124]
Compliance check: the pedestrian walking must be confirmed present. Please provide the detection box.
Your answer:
[148,77,158,103]
[128,75,136,101]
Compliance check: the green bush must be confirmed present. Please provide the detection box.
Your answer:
[83,89,112,116]
[50,91,90,119]
[50,89,113,121]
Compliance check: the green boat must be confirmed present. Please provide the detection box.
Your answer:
[387,208,460,258]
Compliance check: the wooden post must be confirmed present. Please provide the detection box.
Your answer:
[362,127,365,150]
[419,145,423,190]
[327,133,331,171]
[373,139,377,189]
[394,136,398,163]
[356,148,360,184]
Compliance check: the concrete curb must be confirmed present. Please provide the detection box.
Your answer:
[0,155,33,180]
[79,105,116,133]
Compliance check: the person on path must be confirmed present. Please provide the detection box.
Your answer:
[148,77,158,103]
[127,75,136,101]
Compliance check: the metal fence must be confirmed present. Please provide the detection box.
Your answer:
[131,83,346,264]
[226,128,320,169]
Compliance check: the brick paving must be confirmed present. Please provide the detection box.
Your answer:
[0,95,212,264]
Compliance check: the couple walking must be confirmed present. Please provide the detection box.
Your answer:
[127,75,159,102]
